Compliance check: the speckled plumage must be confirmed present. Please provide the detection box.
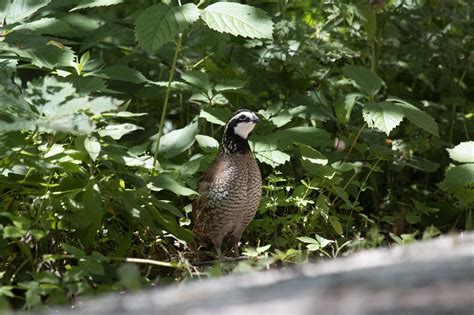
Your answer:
[193,109,262,258]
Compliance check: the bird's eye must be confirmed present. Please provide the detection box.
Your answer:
[239,115,246,121]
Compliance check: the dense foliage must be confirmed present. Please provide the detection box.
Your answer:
[0,0,473,310]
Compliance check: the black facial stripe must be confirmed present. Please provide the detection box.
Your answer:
[221,109,257,154]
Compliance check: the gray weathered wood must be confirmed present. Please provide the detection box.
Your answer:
[41,233,474,315]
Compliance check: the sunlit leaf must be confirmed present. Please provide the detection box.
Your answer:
[299,144,328,165]
[84,136,101,161]
[0,0,52,23]
[195,135,219,152]
[202,2,273,39]
[363,102,404,136]
[12,18,75,35]
[4,33,76,69]
[447,141,474,163]
[148,174,197,196]
[98,123,143,140]
[155,119,198,158]
[135,3,200,53]
[387,98,438,136]
[438,164,474,191]
[251,137,291,167]
[70,0,124,11]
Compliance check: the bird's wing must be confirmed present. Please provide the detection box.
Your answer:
[192,157,226,231]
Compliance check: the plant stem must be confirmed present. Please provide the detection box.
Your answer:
[152,33,184,176]
[344,123,367,162]
[50,255,179,268]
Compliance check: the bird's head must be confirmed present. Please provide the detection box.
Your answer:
[222,109,260,153]
[225,109,260,139]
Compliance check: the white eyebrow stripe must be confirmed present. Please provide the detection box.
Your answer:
[230,111,254,121]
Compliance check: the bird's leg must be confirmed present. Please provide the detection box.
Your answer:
[215,245,224,260]
[232,242,240,257]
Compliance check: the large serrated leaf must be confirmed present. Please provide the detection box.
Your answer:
[70,0,124,11]
[387,98,439,136]
[251,137,290,167]
[342,65,382,96]
[447,141,474,163]
[135,3,200,53]
[363,102,404,136]
[4,33,76,69]
[0,0,51,24]
[438,164,474,191]
[201,2,273,39]
[12,18,75,35]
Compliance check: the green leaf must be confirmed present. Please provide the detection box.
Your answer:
[182,71,212,93]
[306,243,320,251]
[70,0,124,11]
[334,93,362,124]
[84,136,101,161]
[118,264,141,290]
[5,88,120,135]
[387,98,439,136]
[199,107,233,126]
[412,199,439,215]
[329,215,343,235]
[195,135,219,152]
[438,164,474,191]
[297,236,317,244]
[299,144,328,165]
[202,2,274,39]
[3,226,26,238]
[148,174,197,196]
[95,66,148,84]
[80,181,105,245]
[66,76,106,94]
[215,79,246,92]
[0,286,15,298]
[156,119,198,158]
[12,18,75,35]
[0,0,52,23]
[62,243,86,258]
[274,127,332,148]
[4,33,76,69]
[422,225,441,240]
[80,259,104,275]
[98,123,143,140]
[315,234,334,248]
[251,138,291,167]
[342,65,382,96]
[447,141,474,163]
[362,102,404,136]
[135,3,200,53]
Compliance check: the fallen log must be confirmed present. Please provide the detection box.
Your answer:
[40,233,474,315]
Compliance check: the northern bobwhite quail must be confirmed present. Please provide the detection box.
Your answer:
[193,109,262,259]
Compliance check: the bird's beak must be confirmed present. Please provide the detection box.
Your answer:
[252,115,260,123]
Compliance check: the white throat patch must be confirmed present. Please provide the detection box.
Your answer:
[233,121,256,139]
